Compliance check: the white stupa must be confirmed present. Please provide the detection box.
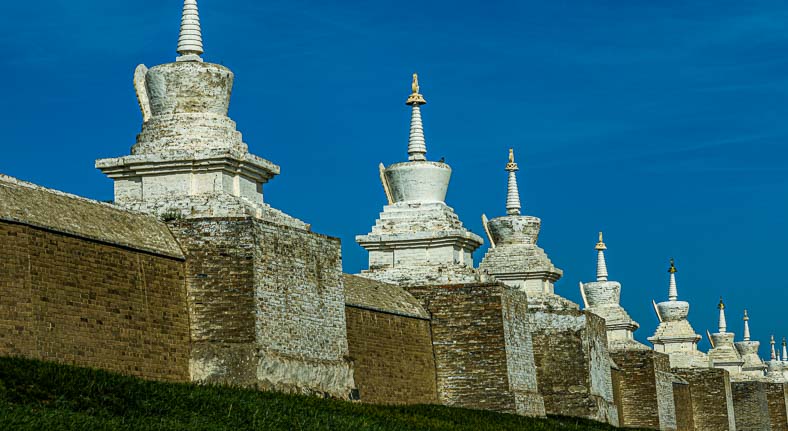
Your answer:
[580,233,645,351]
[356,74,485,286]
[648,259,709,368]
[707,298,744,375]
[734,310,767,378]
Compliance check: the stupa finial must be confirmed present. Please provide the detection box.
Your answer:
[742,310,750,341]
[177,0,204,62]
[668,258,678,301]
[595,232,608,281]
[771,335,777,361]
[406,73,428,161]
[717,297,727,333]
[505,149,521,215]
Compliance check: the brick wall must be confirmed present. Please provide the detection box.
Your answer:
[673,381,694,431]
[610,349,677,430]
[766,383,788,431]
[732,380,771,431]
[345,306,437,405]
[169,218,355,398]
[405,282,545,417]
[0,221,189,381]
[674,368,736,431]
[529,307,618,425]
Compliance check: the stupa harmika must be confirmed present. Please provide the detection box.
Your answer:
[648,259,709,368]
[356,74,485,286]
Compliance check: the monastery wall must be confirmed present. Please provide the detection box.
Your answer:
[0,175,190,382]
[343,274,437,404]
[672,381,695,431]
[168,218,355,398]
[766,383,788,431]
[610,349,677,430]
[732,380,771,431]
[529,304,618,425]
[405,282,546,417]
[674,368,736,431]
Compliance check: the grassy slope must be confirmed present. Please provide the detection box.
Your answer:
[0,357,645,431]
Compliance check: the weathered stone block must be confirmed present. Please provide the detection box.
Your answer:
[611,349,677,430]
[732,380,771,431]
[674,367,737,431]
[673,380,695,431]
[529,306,619,426]
[405,282,545,417]
[766,383,788,431]
[168,217,355,398]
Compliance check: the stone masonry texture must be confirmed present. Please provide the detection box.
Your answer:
[0,220,190,381]
[167,217,355,398]
[766,383,788,431]
[343,274,437,405]
[674,368,737,431]
[611,349,677,430]
[529,307,619,425]
[732,380,771,431]
[673,381,695,431]
[405,282,546,417]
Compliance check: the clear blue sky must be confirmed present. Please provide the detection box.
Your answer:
[1,0,787,354]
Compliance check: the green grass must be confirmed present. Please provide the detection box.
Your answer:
[0,357,646,430]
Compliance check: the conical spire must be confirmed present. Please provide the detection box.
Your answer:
[668,258,678,301]
[595,232,608,281]
[505,149,521,215]
[743,310,751,341]
[783,338,787,361]
[771,335,777,360]
[406,73,428,162]
[177,0,204,62]
[717,298,727,333]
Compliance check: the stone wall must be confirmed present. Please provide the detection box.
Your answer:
[343,274,437,405]
[529,304,618,425]
[766,383,788,431]
[672,381,695,431]
[168,217,354,398]
[732,380,771,431]
[610,349,677,430]
[674,368,736,431]
[0,175,190,381]
[405,282,545,417]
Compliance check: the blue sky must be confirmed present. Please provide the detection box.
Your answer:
[1,0,787,354]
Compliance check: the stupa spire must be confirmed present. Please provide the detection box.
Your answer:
[742,310,751,341]
[783,338,787,361]
[771,335,777,361]
[505,149,522,215]
[668,258,678,301]
[177,0,204,62]
[406,73,428,161]
[595,232,608,281]
[717,298,727,333]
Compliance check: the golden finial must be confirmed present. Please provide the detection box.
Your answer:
[783,337,787,347]
[668,258,677,274]
[505,148,519,172]
[595,232,607,251]
[406,72,427,106]
[718,297,725,310]
[743,309,749,321]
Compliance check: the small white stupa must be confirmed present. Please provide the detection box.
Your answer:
[580,233,645,350]
[734,310,767,378]
[765,336,787,382]
[478,149,566,308]
[707,298,744,375]
[356,74,484,286]
[648,259,709,368]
